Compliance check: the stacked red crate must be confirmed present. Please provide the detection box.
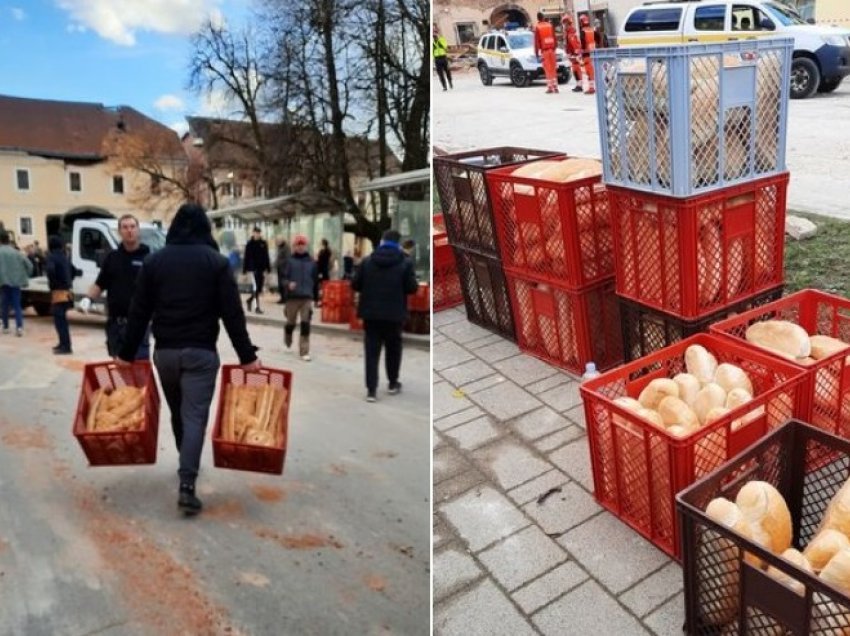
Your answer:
[320,280,353,324]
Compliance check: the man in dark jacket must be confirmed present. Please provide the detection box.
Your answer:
[281,234,318,361]
[243,226,270,314]
[352,229,418,402]
[117,204,261,516]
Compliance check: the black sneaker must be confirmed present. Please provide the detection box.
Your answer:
[388,382,402,395]
[572,85,583,93]
[178,484,202,515]
[255,308,264,315]
[52,346,72,355]
[366,392,377,403]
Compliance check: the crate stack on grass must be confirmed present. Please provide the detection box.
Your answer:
[485,156,623,374]
[434,147,565,342]
[592,38,794,361]
[320,280,353,324]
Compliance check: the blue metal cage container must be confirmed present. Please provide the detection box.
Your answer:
[593,38,792,198]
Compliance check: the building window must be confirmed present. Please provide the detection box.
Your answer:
[113,175,124,194]
[221,182,232,196]
[455,22,476,44]
[69,171,82,192]
[19,216,33,236]
[16,169,29,191]
[150,175,161,195]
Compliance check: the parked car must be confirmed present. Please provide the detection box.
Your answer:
[618,0,850,98]
[477,29,570,87]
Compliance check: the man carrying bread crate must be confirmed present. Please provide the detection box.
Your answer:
[117,204,261,516]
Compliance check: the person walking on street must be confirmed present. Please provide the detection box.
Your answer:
[243,226,270,314]
[433,25,453,91]
[79,214,151,359]
[578,14,597,95]
[0,230,33,336]
[562,14,585,92]
[274,237,291,304]
[281,235,318,362]
[352,229,418,402]
[45,235,76,355]
[534,13,559,94]
[315,238,332,307]
[116,204,260,516]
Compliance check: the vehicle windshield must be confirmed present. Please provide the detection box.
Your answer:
[764,2,807,26]
[110,227,167,252]
[508,33,533,49]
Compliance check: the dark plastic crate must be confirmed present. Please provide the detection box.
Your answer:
[434,147,565,257]
[454,246,516,341]
[621,285,785,362]
[678,420,850,633]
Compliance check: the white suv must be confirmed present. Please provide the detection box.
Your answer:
[477,29,570,87]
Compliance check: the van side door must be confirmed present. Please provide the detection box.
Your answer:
[494,34,509,72]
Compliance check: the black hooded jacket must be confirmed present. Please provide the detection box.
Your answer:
[352,244,418,322]
[118,205,257,364]
[45,235,75,291]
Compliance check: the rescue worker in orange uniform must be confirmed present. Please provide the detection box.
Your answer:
[578,14,597,95]
[534,12,558,94]
[561,14,584,93]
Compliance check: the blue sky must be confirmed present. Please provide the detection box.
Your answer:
[0,0,252,136]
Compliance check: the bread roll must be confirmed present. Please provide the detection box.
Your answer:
[726,387,753,410]
[821,548,850,596]
[613,396,643,412]
[704,406,731,425]
[714,363,754,396]
[745,320,811,359]
[511,160,562,179]
[657,396,699,430]
[638,378,679,410]
[736,481,792,555]
[535,158,602,183]
[701,497,751,625]
[685,344,718,385]
[820,477,850,537]
[666,424,691,438]
[766,549,814,595]
[810,335,850,361]
[636,407,664,429]
[673,373,701,407]
[694,383,728,425]
[804,529,850,572]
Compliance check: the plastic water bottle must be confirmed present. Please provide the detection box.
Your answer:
[581,361,601,382]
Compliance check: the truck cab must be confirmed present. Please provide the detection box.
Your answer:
[618,1,850,98]
[22,218,166,315]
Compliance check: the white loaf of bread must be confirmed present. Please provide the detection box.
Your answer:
[819,477,850,537]
[701,497,751,625]
[766,548,814,595]
[673,373,701,407]
[693,383,728,425]
[657,396,699,430]
[745,320,811,359]
[638,378,679,410]
[685,344,719,385]
[820,548,850,596]
[735,481,792,555]
[809,335,850,361]
[714,363,754,396]
[804,529,850,572]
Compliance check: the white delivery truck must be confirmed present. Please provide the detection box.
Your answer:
[21,217,166,316]
[618,0,850,98]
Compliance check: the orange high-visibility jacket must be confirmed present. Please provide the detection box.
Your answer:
[534,21,556,57]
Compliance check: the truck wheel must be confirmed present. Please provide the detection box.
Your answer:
[790,58,820,99]
[478,63,493,86]
[510,64,531,87]
[818,77,842,93]
[557,68,571,85]
[32,302,51,317]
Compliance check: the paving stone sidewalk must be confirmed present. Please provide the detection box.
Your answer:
[433,306,686,635]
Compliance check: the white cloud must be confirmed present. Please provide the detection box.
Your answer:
[199,87,238,118]
[154,94,185,112]
[11,7,25,20]
[55,0,223,46]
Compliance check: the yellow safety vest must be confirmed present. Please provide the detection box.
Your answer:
[433,35,448,58]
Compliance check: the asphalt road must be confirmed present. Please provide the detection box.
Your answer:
[0,311,430,636]
[434,67,850,219]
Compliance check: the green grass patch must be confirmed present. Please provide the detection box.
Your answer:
[784,211,850,297]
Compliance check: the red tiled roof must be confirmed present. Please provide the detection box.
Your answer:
[0,94,184,160]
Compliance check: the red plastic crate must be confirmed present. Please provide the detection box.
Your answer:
[321,280,353,308]
[710,288,850,440]
[609,173,788,320]
[487,161,613,289]
[72,361,160,466]
[434,213,446,237]
[434,236,463,312]
[506,269,623,375]
[434,147,566,257]
[579,333,807,558]
[212,365,292,474]
[408,283,430,312]
[321,304,351,323]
